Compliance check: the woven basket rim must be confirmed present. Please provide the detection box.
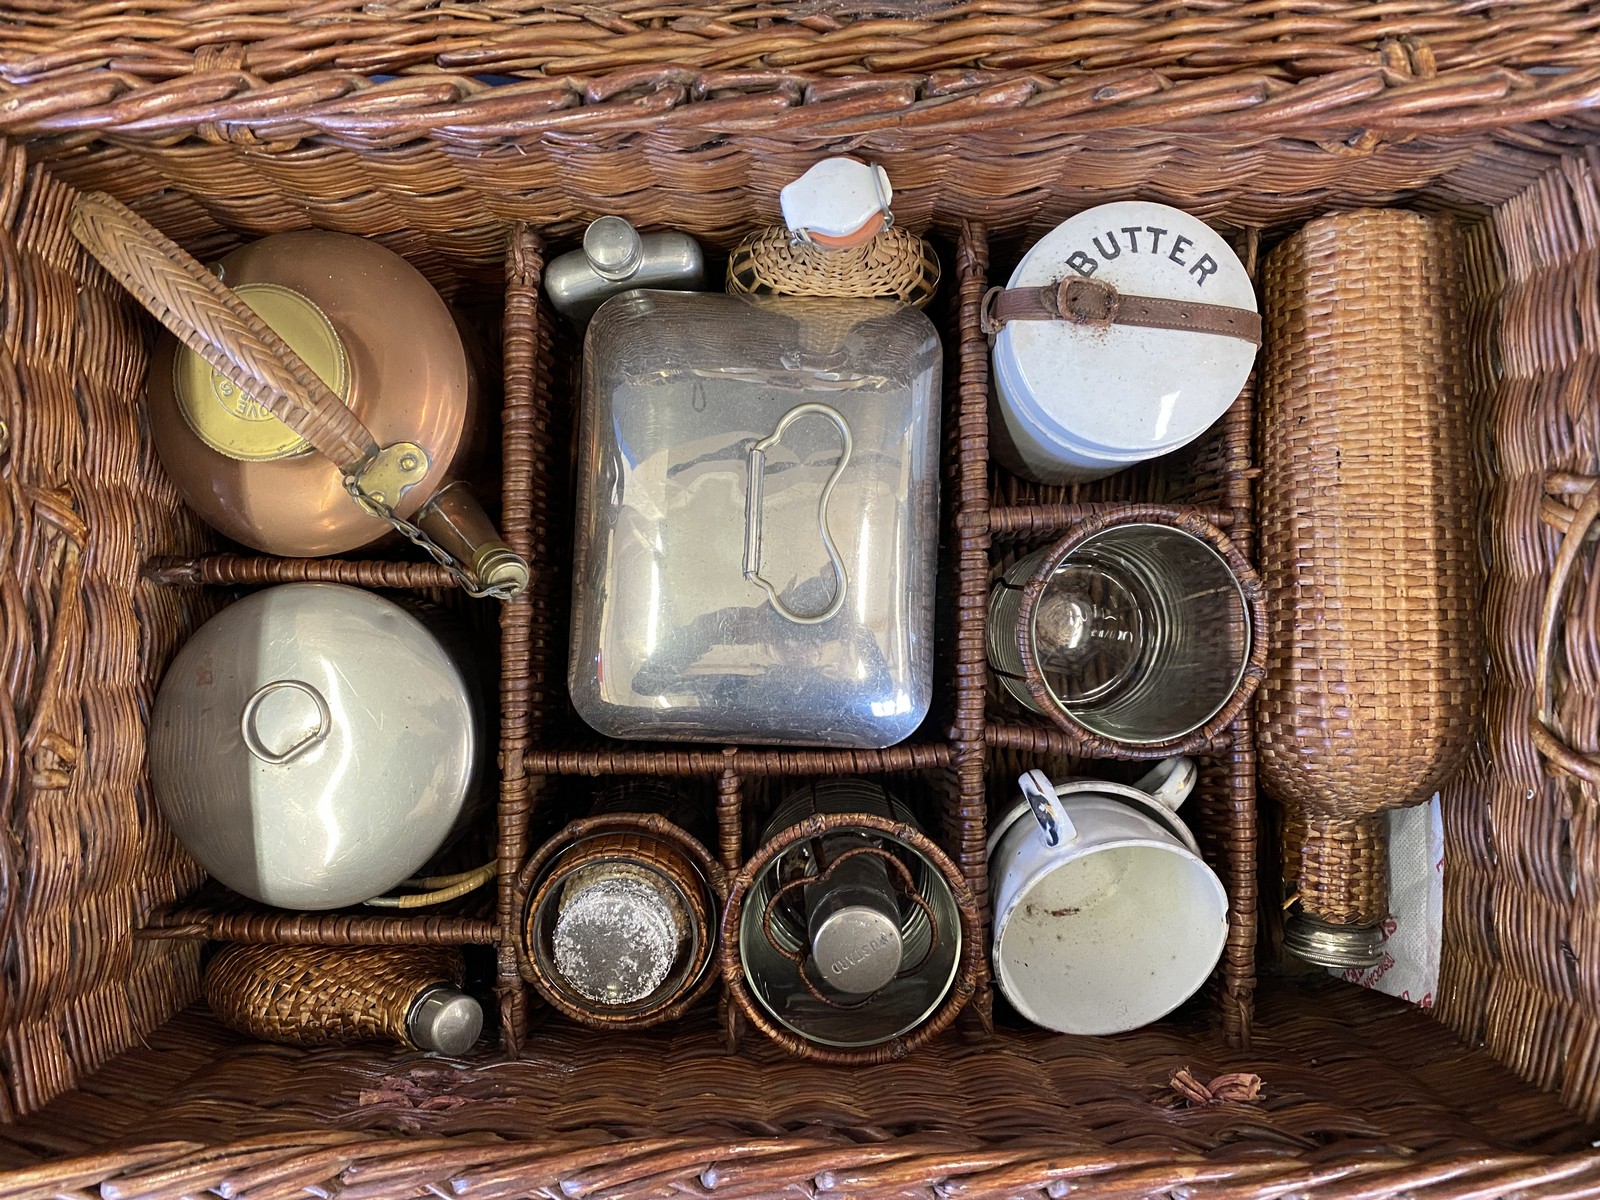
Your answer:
[4,61,1600,148]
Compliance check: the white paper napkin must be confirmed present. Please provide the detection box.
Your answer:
[1330,796,1443,1008]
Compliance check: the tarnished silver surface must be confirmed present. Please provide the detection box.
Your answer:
[150,583,477,910]
[569,292,941,747]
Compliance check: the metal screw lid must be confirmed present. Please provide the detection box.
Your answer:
[1283,914,1386,970]
[810,903,903,995]
[407,985,483,1054]
[473,543,532,593]
[554,872,684,1006]
[583,216,645,282]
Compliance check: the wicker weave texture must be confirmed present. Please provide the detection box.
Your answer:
[6,1,1600,86]
[0,142,223,1122]
[0,5,1597,1193]
[1434,150,1600,1121]
[727,227,941,308]
[3,981,1597,1199]
[204,944,464,1048]
[1256,210,1484,817]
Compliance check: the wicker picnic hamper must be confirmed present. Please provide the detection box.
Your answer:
[4,3,1600,1197]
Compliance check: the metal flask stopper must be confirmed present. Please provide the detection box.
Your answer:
[731,779,965,1050]
[543,215,705,325]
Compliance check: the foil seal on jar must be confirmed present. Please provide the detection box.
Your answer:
[988,201,1260,484]
[149,583,479,910]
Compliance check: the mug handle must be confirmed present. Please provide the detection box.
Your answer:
[1134,756,1198,811]
[1019,770,1077,849]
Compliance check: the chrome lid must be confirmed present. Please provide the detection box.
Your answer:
[408,986,484,1054]
[810,903,903,995]
[583,216,645,281]
[1283,914,1387,969]
[150,583,478,910]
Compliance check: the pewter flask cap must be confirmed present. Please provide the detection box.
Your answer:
[584,216,646,281]
[810,904,903,995]
[408,986,484,1054]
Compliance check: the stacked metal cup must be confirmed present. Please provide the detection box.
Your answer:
[725,779,973,1054]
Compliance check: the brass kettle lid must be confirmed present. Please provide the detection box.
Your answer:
[172,281,351,462]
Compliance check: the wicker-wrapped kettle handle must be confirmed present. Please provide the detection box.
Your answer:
[1533,474,1600,786]
[69,192,379,475]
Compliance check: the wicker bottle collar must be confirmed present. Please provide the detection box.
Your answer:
[981,277,1262,346]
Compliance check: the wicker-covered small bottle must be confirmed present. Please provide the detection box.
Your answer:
[1258,209,1484,968]
[726,157,939,307]
[204,944,483,1053]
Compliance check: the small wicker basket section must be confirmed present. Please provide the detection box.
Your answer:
[1257,210,1485,967]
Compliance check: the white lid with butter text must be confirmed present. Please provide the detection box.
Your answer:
[994,201,1256,467]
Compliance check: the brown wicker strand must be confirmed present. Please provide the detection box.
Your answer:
[68,193,376,472]
[726,225,941,308]
[1298,813,1393,929]
[494,225,546,1051]
[143,554,454,589]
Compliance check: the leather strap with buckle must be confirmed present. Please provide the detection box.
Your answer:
[981,277,1261,346]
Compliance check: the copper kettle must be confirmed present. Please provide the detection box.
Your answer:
[69,194,527,597]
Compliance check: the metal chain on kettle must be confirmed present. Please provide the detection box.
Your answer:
[342,475,524,601]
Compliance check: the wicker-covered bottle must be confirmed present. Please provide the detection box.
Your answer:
[204,944,483,1052]
[726,157,940,307]
[1257,209,1484,968]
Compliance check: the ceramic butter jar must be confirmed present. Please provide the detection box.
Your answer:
[569,292,941,747]
[987,201,1260,484]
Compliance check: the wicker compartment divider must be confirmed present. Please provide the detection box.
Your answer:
[2,5,1600,1195]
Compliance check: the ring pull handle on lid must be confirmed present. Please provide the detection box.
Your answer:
[1532,474,1600,789]
[1019,770,1077,849]
[1133,756,1199,812]
[743,402,853,626]
[241,679,333,766]
[981,277,1262,346]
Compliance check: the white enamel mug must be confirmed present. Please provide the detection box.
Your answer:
[988,759,1228,1034]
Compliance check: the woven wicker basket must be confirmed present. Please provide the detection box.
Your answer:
[3,4,1600,1196]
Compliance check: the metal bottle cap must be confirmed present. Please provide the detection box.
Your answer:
[1283,913,1387,970]
[407,985,484,1054]
[584,216,645,282]
[173,282,349,462]
[810,904,903,995]
[554,872,684,1005]
[780,158,894,248]
[474,543,531,593]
